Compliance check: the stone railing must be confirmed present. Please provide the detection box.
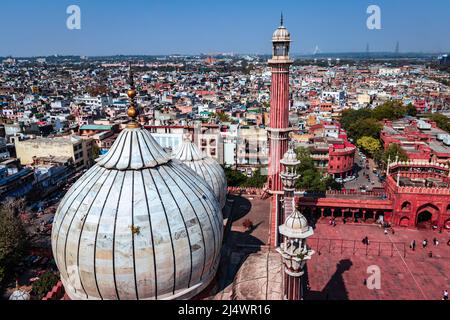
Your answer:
[397,186,450,195]
[389,161,449,172]
[300,190,388,199]
[398,172,450,184]
[226,187,390,198]
[227,187,264,195]
[42,281,65,300]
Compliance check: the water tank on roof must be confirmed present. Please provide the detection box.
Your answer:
[417,120,431,130]
[443,135,450,146]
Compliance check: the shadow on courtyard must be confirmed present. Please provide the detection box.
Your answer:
[305,259,353,300]
[228,195,252,222]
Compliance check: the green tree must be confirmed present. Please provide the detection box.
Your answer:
[0,202,28,286]
[372,100,406,121]
[357,136,382,157]
[425,113,450,133]
[31,271,60,300]
[294,147,338,192]
[243,169,266,188]
[224,167,248,187]
[406,103,417,117]
[348,118,383,141]
[91,143,100,160]
[215,112,231,123]
[378,144,408,167]
[340,108,373,135]
[341,101,414,142]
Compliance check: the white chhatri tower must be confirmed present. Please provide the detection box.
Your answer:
[277,144,315,300]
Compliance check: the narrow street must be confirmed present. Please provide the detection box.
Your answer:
[343,151,382,191]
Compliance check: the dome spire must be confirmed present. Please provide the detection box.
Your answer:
[127,62,139,128]
[280,12,284,26]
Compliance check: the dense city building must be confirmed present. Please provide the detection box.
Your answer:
[0,10,449,303]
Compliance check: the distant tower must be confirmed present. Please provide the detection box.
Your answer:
[395,41,400,55]
[313,45,320,56]
[268,14,293,246]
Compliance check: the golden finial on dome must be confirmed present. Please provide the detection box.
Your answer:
[127,62,140,128]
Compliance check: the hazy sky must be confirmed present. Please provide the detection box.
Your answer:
[1,0,449,56]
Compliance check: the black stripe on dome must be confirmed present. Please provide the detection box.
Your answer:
[140,170,158,299]
[93,170,119,300]
[147,168,177,296]
[54,166,101,257]
[76,169,113,298]
[160,165,200,287]
[62,167,105,297]
[54,166,103,280]
[111,131,130,169]
[131,171,139,299]
[135,130,145,168]
[141,130,168,168]
[111,171,126,300]
[170,164,220,276]
[98,130,127,165]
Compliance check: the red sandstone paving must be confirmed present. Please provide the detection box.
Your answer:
[225,196,449,300]
[306,222,450,300]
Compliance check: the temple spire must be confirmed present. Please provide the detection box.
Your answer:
[126,62,139,128]
[280,12,284,26]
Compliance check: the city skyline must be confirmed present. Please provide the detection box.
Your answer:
[0,0,449,57]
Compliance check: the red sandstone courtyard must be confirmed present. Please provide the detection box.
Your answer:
[220,195,450,300]
[306,222,450,300]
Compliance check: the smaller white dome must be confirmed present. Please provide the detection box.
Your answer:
[272,26,290,42]
[174,135,227,208]
[9,289,30,300]
[280,148,299,167]
[279,206,314,239]
[285,210,309,232]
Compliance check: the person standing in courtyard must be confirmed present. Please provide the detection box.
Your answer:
[443,290,448,300]
[422,239,428,249]
[410,240,416,251]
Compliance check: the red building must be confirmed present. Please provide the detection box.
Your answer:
[385,161,450,229]
[328,142,356,178]
[307,122,356,179]
[381,118,450,164]
[298,160,450,231]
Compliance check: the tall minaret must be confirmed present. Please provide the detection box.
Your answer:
[268,14,293,246]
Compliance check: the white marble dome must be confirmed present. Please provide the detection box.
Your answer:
[174,136,227,209]
[9,289,30,300]
[272,26,291,42]
[279,207,313,239]
[51,127,223,300]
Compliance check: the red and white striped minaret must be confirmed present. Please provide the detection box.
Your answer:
[268,14,293,246]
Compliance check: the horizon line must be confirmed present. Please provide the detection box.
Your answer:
[2,51,449,59]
